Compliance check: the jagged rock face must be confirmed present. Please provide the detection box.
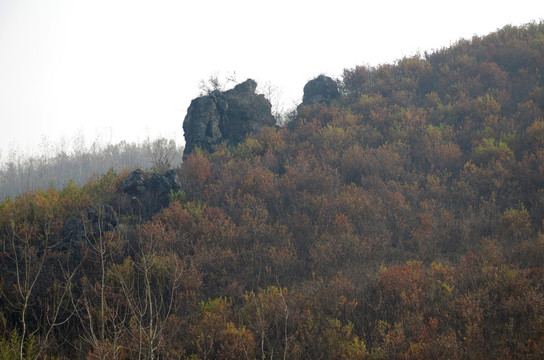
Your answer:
[182,91,227,156]
[121,168,147,195]
[122,168,181,217]
[183,79,276,156]
[86,204,119,233]
[302,75,340,105]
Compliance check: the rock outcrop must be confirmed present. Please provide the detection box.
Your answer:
[61,204,118,251]
[302,75,340,106]
[183,79,276,156]
[122,168,181,217]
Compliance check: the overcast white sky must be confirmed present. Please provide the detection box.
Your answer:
[1,0,543,160]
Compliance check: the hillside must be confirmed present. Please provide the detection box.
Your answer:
[2,22,544,359]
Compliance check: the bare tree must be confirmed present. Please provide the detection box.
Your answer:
[198,71,237,95]
[112,224,184,359]
[68,207,125,360]
[257,80,297,127]
[0,197,74,360]
[145,138,180,174]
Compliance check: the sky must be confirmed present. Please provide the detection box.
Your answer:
[0,0,543,161]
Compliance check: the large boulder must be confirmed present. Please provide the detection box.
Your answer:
[183,79,276,156]
[302,75,340,106]
[122,168,181,217]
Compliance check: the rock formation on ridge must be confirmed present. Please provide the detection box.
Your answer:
[302,75,340,105]
[183,79,276,156]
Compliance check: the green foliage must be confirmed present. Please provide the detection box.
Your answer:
[169,189,187,203]
[472,137,514,164]
[0,330,39,360]
[83,168,122,203]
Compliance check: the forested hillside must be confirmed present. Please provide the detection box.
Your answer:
[2,22,544,359]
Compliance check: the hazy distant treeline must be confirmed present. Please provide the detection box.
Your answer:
[0,138,183,200]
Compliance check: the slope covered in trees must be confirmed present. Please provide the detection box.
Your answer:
[2,22,544,359]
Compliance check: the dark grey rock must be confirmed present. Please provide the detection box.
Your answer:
[183,79,275,156]
[86,204,118,233]
[122,168,181,217]
[302,75,340,106]
[61,218,86,246]
[121,168,147,196]
[182,91,227,156]
[61,204,118,250]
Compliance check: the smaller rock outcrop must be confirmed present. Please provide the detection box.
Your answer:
[302,75,340,105]
[183,79,276,156]
[61,204,118,251]
[122,169,181,217]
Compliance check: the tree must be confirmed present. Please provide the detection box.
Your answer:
[68,206,125,360]
[110,221,185,360]
[145,138,180,174]
[0,190,74,360]
[198,72,237,95]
